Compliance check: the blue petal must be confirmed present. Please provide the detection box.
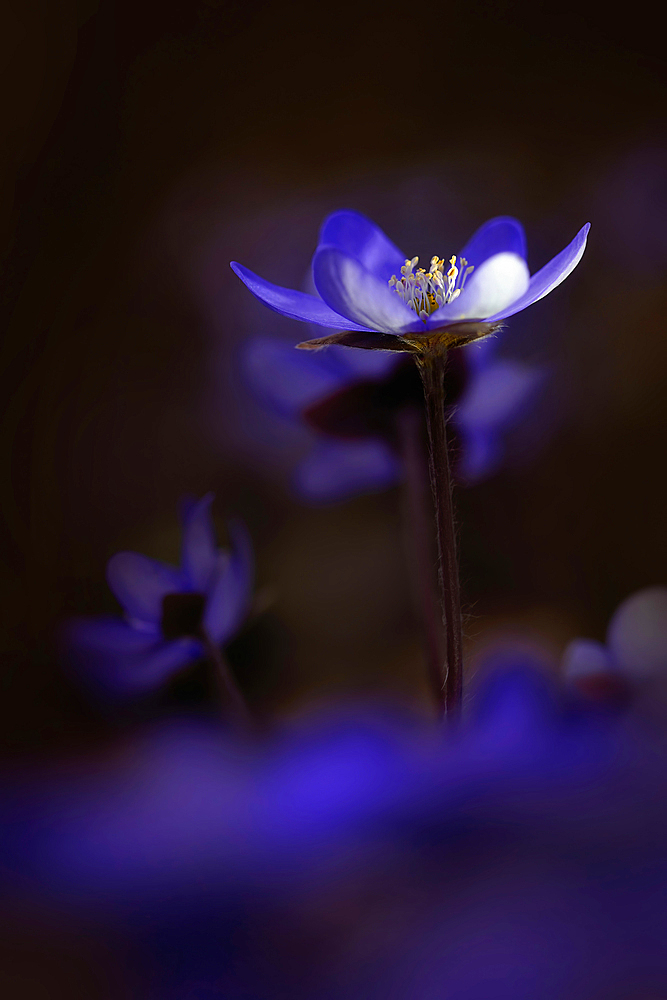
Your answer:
[471,663,557,753]
[64,616,201,698]
[427,252,530,324]
[230,262,373,332]
[562,639,614,680]
[488,224,590,322]
[606,586,667,680]
[106,553,184,624]
[181,494,219,592]
[203,520,254,644]
[243,337,350,419]
[456,427,503,483]
[293,439,401,503]
[454,361,543,432]
[459,216,527,268]
[318,210,406,282]
[313,247,421,335]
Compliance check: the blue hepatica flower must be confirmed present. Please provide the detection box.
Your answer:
[243,335,544,501]
[231,210,590,351]
[64,495,253,698]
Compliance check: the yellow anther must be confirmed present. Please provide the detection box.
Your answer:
[389,251,473,322]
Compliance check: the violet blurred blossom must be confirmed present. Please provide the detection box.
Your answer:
[563,586,667,688]
[243,332,543,502]
[4,661,667,998]
[64,495,253,699]
[231,210,589,349]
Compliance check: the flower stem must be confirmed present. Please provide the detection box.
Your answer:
[396,405,445,712]
[199,628,250,725]
[414,350,463,717]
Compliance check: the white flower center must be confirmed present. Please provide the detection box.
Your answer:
[388,255,474,322]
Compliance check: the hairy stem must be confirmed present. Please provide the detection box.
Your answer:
[414,350,463,717]
[396,405,445,713]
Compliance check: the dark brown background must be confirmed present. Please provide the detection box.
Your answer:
[1,0,666,753]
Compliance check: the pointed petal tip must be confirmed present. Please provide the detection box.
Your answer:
[572,221,591,245]
[230,258,374,332]
[202,518,254,643]
[179,492,215,528]
[181,493,220,592]
[460,216,528,267]
[195,491,215,510]
[105,550,132,586]
[486,221,591,322]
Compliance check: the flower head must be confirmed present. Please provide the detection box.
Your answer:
[231,210,590,352]
[64,495,253,699]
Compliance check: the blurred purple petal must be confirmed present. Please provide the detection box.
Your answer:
[454,360,543,431]
[317,210,405,282]
[456,427,504,483]
[243,337,350,418]
[294,439,401,503]
[489,223,590,321]
[607,586,667,680]
[106,552,184,624]
[459,215,527,268]
[313,247,420,335]
[451,360,543,482]
[3,664,660,903]
[464,332,501,374]
[6,663,667,999]
[203,519,254,643]
[230,262,373,332]
[562,639,615,680]
[63,616,201,697]
[180,493,219,592]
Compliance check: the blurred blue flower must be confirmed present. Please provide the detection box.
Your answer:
[231,210,589,347]
[563,586,667,690]
[4,662,667,999]
[453,340,546,481]
[64,495,253,698]
[243,333,543,501]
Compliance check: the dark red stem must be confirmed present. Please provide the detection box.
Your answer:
[396,405,446,713]
[414,350,463,717]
